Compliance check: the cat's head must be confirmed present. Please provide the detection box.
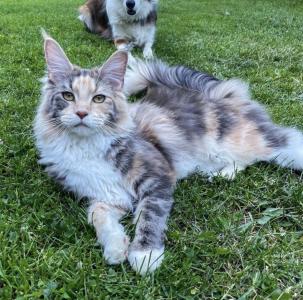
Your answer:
[41,34,130,137]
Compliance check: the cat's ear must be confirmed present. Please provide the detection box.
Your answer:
[43,32,73,82]
[99,51,128,91]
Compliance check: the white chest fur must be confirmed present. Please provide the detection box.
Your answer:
[37,133,133,210]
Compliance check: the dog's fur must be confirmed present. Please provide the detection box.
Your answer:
[79,0,158,58]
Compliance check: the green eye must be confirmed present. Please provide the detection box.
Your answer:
[92,94,106,103]
[62,92,75,101]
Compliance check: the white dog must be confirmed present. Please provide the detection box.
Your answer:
[79,0,158,58]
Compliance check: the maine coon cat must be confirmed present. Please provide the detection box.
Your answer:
[34,35,303,275]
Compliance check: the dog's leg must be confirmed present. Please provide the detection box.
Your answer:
[143,43,153,59]
[143,25,155,59]
[111,24,131,51]
[78,4,94,32]
[114,38,129,51]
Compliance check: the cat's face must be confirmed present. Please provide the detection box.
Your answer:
[42,36,129,137]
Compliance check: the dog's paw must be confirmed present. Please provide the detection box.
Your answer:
[128,247,164,275]
[117,43,134,52]
[143,48,154,59]
[103,234,130,265]
[117,43,128,51]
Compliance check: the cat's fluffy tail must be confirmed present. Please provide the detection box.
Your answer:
[124,57,250,101]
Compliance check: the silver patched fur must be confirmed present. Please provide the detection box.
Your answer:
[34,35,303,275]
[78,0,158,58]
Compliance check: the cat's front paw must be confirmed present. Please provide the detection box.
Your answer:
[103,234,130,265]
[128,247,164,275]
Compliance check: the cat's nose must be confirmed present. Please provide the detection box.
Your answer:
[76,111,88,119]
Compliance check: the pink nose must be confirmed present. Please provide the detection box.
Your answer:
[76,111,88,119]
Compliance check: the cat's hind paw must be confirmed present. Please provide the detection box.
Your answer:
[209,164,245,181]
[128,247,164,275]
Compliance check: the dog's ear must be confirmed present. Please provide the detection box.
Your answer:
[99,51,128,91]
[43,32,73,83]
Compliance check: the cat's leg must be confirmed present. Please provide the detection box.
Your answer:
[128,195,173,275]
[88,201,129,265]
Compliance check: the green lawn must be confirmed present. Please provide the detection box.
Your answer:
[1,0,303,298]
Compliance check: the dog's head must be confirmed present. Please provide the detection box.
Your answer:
[122,0,155,16]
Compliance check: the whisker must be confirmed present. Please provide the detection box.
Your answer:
[94,118,133,134]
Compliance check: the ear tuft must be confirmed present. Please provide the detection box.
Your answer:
[99,51,128,91]
[43,33,73,83]
[41,28,49,40]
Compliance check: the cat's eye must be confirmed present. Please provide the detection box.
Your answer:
[92,94,106,103]
[62,92,75,101]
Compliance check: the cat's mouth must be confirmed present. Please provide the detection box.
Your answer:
[74,123,89,128]
[71,122,93,136]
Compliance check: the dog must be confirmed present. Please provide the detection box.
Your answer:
[78,0,158,58]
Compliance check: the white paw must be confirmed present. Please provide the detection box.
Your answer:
[103,234,129,265]
[143,48,154,59]
[210,165,244,181]
[117,43,128,51]
[128,247,164,275]
[117,43,134,52]
[78,14,84,22]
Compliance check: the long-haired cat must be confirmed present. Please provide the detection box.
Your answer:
[34,35,303,275]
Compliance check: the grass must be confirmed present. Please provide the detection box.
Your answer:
[1,0,303,298]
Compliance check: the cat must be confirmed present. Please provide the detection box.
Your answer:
[78,0,158,58]
[34,34,303,275]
